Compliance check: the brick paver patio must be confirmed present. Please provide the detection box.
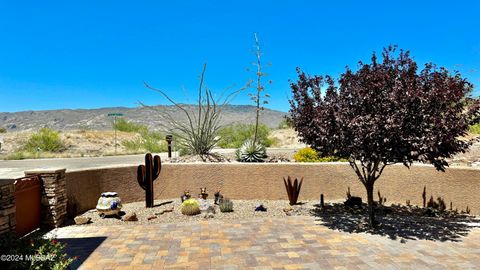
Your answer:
[52,216,480,269]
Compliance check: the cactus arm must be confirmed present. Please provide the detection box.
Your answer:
[153,155,161,180]
[137,165,146,190]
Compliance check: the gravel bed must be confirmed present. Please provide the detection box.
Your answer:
[73,199,319,226]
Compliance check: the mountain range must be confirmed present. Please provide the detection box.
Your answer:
[0,105,287,131]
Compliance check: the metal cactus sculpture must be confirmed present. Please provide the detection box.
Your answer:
[283,176,303,205]
[137,153,161,208]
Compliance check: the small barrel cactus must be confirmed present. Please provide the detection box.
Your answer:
[181,199,201,216]
[235,139,267,162]
[219,198,234,212]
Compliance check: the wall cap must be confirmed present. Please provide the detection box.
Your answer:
[24,168,66,175]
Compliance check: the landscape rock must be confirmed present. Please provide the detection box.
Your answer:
[155,207,174,215]
[204,212,215,219]
[122,212,138,222]
[74,216,91,225]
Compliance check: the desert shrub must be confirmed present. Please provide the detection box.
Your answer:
[142,131,167,153]
[5,151,30,160]
[113,118,148,133]
[0,232,75,270]
[293,147,319,162]
[218,123,273,148]
[122,131,167,153]
[277,117,293,129]
[23,128,65,152]
[470,124,480,134]
[235,139,267,162]
[121,138,143,152]
[0,127,6,133]
[293,147,347,162]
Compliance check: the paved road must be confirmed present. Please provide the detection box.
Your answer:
[0,152,175,179]
[0,148,297,179]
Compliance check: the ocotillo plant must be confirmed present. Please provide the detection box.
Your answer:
[137,153,161,208]
[283,176,303,205]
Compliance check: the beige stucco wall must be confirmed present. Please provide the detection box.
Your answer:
[65,163,480,215]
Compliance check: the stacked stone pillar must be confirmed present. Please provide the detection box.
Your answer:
[0,180,16,235]
[25,169,67,228]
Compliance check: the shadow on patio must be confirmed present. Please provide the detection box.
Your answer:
[58,237,106,269]
[309,203,480,242]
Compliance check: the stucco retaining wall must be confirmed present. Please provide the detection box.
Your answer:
[65,163,480,215]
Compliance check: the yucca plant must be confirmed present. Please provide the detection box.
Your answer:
[219,198,234,212]
[235,139,267,162]
[181,199,201,216]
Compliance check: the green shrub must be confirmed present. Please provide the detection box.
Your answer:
[23,128,65,152]
[293,147,319,162]
[113,118,148,133]
[142,131,167,153]
[218,123,274,148]
[293,147,347,162]
[122,130,167,153]
[0,127,6,133]
[121,138,143,152]
[5,151,30,160]
[277,117,293,129]
[470,124,480,135]
[0,232,75,270]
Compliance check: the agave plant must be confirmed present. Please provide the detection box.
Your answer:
[235,139,267,162]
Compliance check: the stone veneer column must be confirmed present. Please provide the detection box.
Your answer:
[24,169,67,228]
[0,180,16,235]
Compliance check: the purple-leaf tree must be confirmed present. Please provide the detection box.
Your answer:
[289,46,479,228]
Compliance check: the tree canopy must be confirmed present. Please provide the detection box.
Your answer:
[289,46,479,226]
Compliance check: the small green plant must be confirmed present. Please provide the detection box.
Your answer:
[218,123,274,148]
[0,127,6,133]
[235,139,267,162]
[23,128,65,152]
[293,147,347,162]
[0,232,75,270]
[113,118,148,133]
[219,198,233,212]
[469,123,480,134]
[181,199,201,215]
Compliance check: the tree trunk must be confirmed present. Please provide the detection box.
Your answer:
[366,181,376,228]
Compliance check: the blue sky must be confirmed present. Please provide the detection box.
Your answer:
[0,0,479,113]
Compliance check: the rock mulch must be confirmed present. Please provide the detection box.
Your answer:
[73,199,316,226]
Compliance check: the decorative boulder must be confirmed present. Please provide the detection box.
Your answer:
[122,212,138,222]
[74,216,91,225]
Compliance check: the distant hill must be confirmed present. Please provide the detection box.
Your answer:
[0,105,287,131]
